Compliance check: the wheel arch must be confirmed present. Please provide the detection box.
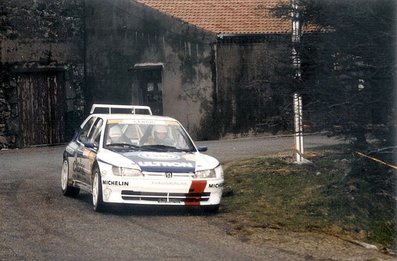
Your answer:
[91,160,100,180]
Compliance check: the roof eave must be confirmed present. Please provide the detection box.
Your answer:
[217,32,290,38]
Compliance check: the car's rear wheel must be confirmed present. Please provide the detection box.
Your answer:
[92,167,106,212]
[61,159,80,197]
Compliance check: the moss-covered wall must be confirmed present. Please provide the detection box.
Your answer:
[0,0,292,146]
[84,0,217,139]
[0,0,85,148]
[216,36,293,135]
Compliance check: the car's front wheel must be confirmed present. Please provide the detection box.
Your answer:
[61,159,80,197]
[92,167,106,212]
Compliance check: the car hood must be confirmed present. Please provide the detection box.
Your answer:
[97,150,219,173]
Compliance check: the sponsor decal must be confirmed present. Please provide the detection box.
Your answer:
[66,143,78,155]
[209,183,224,188]
[182,154,196,161]
[112,119,168,125]
[138,152,179,160]
[72,160,85,173]
[138,161,193,168]
[152,181,188,186]
[83,149,96,160]
[102,180,129,186]
[124,152,195,173]
[185,180,207,206]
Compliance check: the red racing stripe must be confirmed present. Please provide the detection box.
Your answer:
[185,180,207,206]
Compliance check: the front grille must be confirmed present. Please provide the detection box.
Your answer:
[121,190,210,203]
[142,171,195,178]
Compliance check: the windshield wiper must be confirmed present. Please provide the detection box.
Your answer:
[105,143,140,150]
[140,144,189,152]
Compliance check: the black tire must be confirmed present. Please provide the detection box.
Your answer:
[92,167,106,212]
[61,159,80,197]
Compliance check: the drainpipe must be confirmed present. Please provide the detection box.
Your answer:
[213,42,219,113]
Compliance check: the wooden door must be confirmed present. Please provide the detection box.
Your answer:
[17,72,65,147]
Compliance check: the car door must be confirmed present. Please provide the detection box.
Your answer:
[83,118,103,186]
[76,117,103,188]
[73,116,97,190]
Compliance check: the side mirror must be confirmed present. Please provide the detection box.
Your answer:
[85,142,98,150]
[197,146,208,152]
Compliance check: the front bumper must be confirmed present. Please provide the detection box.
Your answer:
[101,177,223,206]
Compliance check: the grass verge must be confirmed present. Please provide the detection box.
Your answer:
[220,146,396,251]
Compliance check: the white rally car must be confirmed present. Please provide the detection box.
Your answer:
[61,104,223,212]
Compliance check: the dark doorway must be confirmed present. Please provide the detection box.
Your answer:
[135,67,163,115]
[16,71,66,147]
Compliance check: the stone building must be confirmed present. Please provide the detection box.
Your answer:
[85,0,292,139]
[0,0,85,148]
[0,0,292,148]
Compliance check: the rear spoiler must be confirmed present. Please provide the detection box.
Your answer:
[90,104,152,115]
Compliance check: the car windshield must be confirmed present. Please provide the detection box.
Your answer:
[103,119,196,152]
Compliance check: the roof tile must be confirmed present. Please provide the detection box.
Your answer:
[134,0,291,34]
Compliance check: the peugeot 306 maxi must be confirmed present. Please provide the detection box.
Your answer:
[61,104,223,212]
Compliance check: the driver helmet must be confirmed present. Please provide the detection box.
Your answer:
[154,125,167,137]
[109,125,123,139]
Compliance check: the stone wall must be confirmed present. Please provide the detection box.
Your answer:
[84,0,217,139]
[216,36,293,135]
[0,0,85,148]
[0,0,293,146]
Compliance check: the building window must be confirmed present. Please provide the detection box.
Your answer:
[132,63,164,115]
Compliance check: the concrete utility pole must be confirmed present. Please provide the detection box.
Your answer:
[291,0,306,164]
[293,93,304,162]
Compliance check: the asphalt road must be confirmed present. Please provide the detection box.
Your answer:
[0,135,340,260]
[197,134,341,163]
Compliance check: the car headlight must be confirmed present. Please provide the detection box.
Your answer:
[112,166,142,177]
[215,165,224,178]
[195,165,223,179]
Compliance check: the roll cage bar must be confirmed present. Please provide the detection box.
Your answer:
[90,104,152,115]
